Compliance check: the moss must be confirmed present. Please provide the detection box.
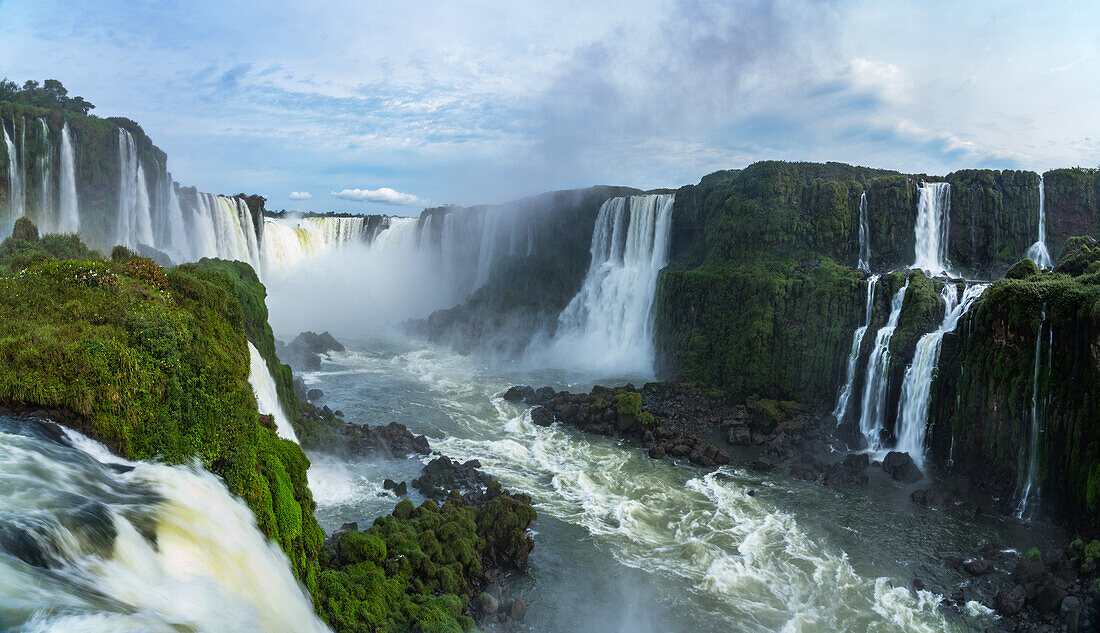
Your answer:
[1025,547,1042,562]
[1006,257,1041,279]
[0,224,322,596]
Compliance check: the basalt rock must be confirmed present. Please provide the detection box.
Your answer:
[881,451,923,483]
[823,453,869,487]
[529,405,554,427]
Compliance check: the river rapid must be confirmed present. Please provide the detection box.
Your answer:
[301,332,1045,633]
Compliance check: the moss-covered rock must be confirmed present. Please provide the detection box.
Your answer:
[0,225,323,595]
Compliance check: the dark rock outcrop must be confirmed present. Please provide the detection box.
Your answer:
[881,451,923,483]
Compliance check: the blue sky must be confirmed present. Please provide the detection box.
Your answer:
[1,0,1097,214]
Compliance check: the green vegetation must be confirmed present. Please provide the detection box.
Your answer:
[319,494,535,633]
[930,246,1100,530]
[0,220,323,592]
[0,78,95,114]
[614,391,654,426]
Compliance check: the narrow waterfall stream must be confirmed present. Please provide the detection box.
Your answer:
[58,122,79,232]
[247,342,300,443]
[1025,176,1052,269]
[3,121,25,230]
[0,414,328,633]
[1016,307,1049,518]
[858,280,910,449]
[858,191,871,271]
[894,284,988,467]
[833,274,878,424]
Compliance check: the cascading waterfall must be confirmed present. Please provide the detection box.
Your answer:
[36,119,54,225]
[0,414,328,633]
[57,122,80,233]
[833,275,878,424]
[3,121,25,227]
[858,191,871,271]
[475,207,504,287]
[247,342,299,443]
[263,216,367,274]
[857,279,910,449]
[913,182,951,276]
[1016,307,1049,518]
[116,129,154,247]
[1025,176,1052,269]
[530,194,675,375]
[894,283,988,466]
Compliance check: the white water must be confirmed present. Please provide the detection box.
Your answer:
[0,415,327,633]
[1016,307,1049,518]
[36,119,54,226]
[116,129,154,247]
[3,121,25,226]
[263,216,368,273]
[833,275,879,424]
[528,194,674,375]
[247,341,299,443]
[913,183,951,276]
[858,191,871,271]
[59,122,80,233]
[858,279,910,449]
[1025,176,1052,269]
[894,284,988,467]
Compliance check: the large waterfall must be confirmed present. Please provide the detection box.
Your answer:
[833,275,878,424]
[858,191,871,271]
[894,283,987,466]
[247,342,300,443]
[857,279,909,449]
[3,121,25,232]
[58,122,79,233]
[527,194,675,375]
[913,182,951,276]
[1016,307,1050,518]
[1025,176,1052,269]
[263,216,371,273]
[116,129,155,248]
[0,414,329,633]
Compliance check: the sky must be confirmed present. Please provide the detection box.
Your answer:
[1,0,1097,215]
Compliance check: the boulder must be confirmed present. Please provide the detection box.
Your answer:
[911,488,951,510]
[823,453,869,487]
[1034,583,1068,614]
[382,479,408,496]
[307,388,324,402]
[995,585,1027,615]
[962,559,994,576]
[882,451,923,483]
[1061,595,1081,632]
[503,386,528,402]
[726,425,751,446]
[530,406,554,427]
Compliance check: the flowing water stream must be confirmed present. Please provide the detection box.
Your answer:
[295,331,1042,633]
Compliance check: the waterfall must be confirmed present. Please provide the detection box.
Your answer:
[247,342,299,443]
[58,122,80,233]
[3,121,25,229]
[36,119,54,227]
[1016,306,1048,518]
[857,191,871,271]
[1025,176,1052,269]
[857,278,910,449]
[263,216,369,274]
[913,182,951,276]
[833,275,879,424]
[166,182,189,258]
[116,129,154,247]
[894,283,988,466]
[0,415,328,632]
[531,194,675,375]
[475,207,503,287]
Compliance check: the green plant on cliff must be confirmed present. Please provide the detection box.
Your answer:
[319,494,536,633]
[0,223,323,594]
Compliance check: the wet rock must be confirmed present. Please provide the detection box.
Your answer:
[413,456,496,501]
[1011,560,1046,585]
[962,559,995,576]
[996,585,1027,615]
[532,386,555,404]
[1035,584,1068,614]
[881,451,922,483]
[1062,596,1082,633]
[752,457,775,471]
[307,388,324,402]
[648,445,666,459]
[503,386,530,402]
[277,331,344,371]
[258,413,277,432]
[823,453,869,487]
[790,463,819,482]
[726,425,751,446]
[911,488,951,510]
[509,598,527,620]
[943,556,963,570]
[383,479,408,496]
[329,421,432,457]
[530,406,554,427]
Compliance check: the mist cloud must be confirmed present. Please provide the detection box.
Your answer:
[331,187,424,206]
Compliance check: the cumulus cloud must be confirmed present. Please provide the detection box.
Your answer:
[330,187,424,206]
[289,191,313,200]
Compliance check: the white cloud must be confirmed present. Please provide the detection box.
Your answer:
[330,187,424,206]
[288,191,313,200]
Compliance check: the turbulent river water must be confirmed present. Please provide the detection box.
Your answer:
[301,333,1044,633]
